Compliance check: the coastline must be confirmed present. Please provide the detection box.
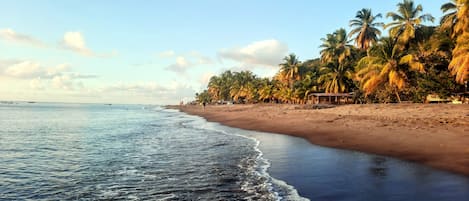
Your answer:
[169,104,469,176]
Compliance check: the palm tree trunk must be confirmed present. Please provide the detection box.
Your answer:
[395,90,401,103]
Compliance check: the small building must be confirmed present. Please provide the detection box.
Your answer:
[308,93,353,104]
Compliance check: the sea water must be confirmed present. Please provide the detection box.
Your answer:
[0,103,303,200]
[1,102,468,201]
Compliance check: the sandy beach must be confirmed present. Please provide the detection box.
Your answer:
[172,104,469,176]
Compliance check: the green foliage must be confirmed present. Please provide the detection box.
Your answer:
[195,0,466,104]
[385,0,434,49]
[195,90,211,104]
[349,8,384,50]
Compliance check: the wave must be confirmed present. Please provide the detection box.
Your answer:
[173,110,308,201]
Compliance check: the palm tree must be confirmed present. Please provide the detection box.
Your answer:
[385,0,434,48]
[319,29,355,93]
[196,90,211,104]
[319,63,354,93]
[293,71,319,103]
[349,8,384,50]
[320,28,353,65]
[448,0,469,83]
[355,37,424,102]
[279,53,302,88]
[258,78,274,102]
[208,75,222,101]
[452,0,469,36]
[229,71,258,103]
[219,70,235,101]
[441,0,458,36]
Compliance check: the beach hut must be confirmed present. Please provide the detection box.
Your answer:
[308,93,353,105]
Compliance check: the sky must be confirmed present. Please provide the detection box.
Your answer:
[0,0,448,104]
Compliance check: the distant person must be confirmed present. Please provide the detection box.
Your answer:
[202,101,206,111]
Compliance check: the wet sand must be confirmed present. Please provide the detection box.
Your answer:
[171,104,469,176]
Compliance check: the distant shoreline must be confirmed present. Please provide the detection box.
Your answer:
[170,103,469,176]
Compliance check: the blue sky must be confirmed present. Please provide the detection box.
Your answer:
[0,0,448,104]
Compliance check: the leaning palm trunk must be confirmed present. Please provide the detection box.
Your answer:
[395,90,402,103]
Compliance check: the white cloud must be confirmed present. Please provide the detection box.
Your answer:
[4,61,42,78]
[46,63,71,77]
[2,61,74,79]
[0,60,95,91]
[165,56,193,74]
[60,32,117,57]
[0,28,46,47]
[0,29,116,57]
[30,77,45,90]
[158,50,175,58]
[61,31,93,56]
[164,51,213,74]
[218,39,288,67]
[0,59,21,68]
[51,75,83,90]
[68,72,98,79]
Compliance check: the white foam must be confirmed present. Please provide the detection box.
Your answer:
[127,194,139,200]
[100,189,119,198]
[246,134,309,201]
[173,111,309,201]
[157,193,177,200]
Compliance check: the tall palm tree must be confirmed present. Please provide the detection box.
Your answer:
[453,0,469,36]
[355,37,424,102]
[319,29,355,93]
[441,0,458,36]
[449,0,469,83]
[385,0,434,48]
[320,28,354,65]
[279,53,302,88]
[349,8,384,50]
[208,75,222,101]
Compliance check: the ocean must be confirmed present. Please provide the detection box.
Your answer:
[1,103,468,200]
[0,103,303,200]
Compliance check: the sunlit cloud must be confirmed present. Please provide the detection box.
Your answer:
[29,77,45,90]
[165,56,193,74]
[59,31,117,58]
[61,31,93,56]
[0,60,96,91]
[4,61,43,78]
[1,60,75,79]
[0,29,116,58]
[0,28,47,47]
[164,51,214,74]
[51,74,84,90]
[218,39,288,67]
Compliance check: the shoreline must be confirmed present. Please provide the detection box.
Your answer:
[169,104,469,176]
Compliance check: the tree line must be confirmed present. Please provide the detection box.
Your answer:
[196,0,468,104]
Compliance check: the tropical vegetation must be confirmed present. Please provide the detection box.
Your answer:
[196,0,468,104]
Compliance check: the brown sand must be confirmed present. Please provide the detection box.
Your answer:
[172,103,469,176]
